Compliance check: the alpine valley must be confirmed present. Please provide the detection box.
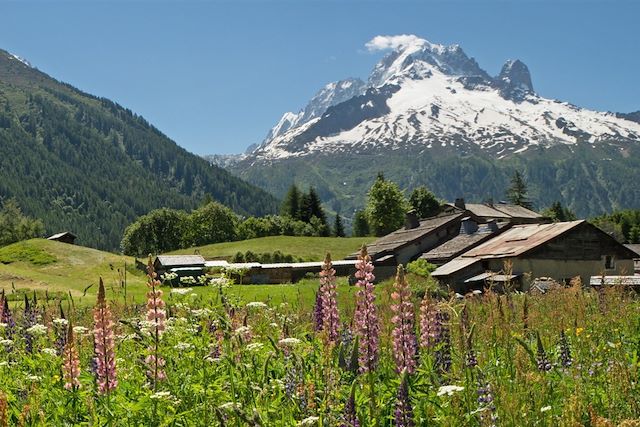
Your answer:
[0,49,278,250]
[218,35,640,221]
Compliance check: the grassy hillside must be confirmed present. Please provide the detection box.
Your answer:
[0,49,278,250]
[168,235,376,261]
[0,239,149,304]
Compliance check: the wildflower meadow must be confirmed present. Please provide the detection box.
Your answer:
[0,247,640,426]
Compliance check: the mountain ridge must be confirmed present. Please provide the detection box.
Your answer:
[220,35,640,219]
[0,48,278,250]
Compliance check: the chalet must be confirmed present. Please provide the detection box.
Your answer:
[420,218,511,265]
[624,244,640,275]
[47,231,76,245]
[442,198,545,224]
[220,260,359,284]
[154,255,206,278]
[432,220,637,293]
[346,212,466,268]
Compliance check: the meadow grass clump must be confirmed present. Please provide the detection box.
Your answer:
[0,262,639,425]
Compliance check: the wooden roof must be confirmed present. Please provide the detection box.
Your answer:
[350,212,465,259]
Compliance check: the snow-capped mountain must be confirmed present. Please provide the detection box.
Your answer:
[262,78,366,143]
[254,35,640,160]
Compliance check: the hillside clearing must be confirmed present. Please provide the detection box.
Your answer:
[168,235,375,261]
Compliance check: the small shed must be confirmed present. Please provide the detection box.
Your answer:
[47,232,76,245]
[154,255,206,278]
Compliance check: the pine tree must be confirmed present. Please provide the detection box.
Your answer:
[281,184,301,220]
[334,213,345,237]
[353,210,370,237]
[506,171,533,209]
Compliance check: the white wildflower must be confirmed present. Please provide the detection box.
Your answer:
[437,385,465,396]
[26,374,41,382]
[0,339,13,346]
[174,342,193,351]
[299,416,320,426]
[246,342,264,352]
[540,406,552,413]
[191,308,212,318]
[246,301,268,309]
[41,348,58,356]
[279,337,301,346]
[234,326,251,336]
[0,323,7,328]
[170,288,193,296]
[219,402,240,411]
[73,326,89,335]
[150,391,172,400]
[52,318,69,326]
[26,324,48,336]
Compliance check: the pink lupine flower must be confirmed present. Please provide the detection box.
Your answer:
[320,252,340,344]
[419,296,438,349]
[391,266,417,374]
[146,258,166,387]
[93,278,117,394]
[62,322,80,391]
[353,245,379,373]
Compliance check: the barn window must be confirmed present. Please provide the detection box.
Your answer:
[604,255,615,270]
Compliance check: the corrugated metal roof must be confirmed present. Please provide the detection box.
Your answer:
[432,258,480,276]
[461,221,584,259]
[156,255,206,267]
[590,276,640,286]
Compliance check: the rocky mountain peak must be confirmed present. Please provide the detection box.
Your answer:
[497,59,534,100]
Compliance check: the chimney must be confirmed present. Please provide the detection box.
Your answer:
[461,217,479,234]
[454,198,466,210]
[487,219,499,233]
[404,210,420,230]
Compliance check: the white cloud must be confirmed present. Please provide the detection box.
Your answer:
[365,34,425,52]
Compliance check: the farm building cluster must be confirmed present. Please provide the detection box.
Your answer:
[156,198,640,293]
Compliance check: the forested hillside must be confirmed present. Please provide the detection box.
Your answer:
[0,50,278,250]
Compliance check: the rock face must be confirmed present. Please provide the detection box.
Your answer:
[250,35,640,161]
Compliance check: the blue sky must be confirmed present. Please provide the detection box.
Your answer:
[2,0,639,154]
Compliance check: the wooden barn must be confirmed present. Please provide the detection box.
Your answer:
[47,231,77,245]
[432,220,637,293]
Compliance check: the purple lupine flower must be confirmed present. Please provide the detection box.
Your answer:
[23,294,38,353]
[62,322,81,391]
[341,383,360,427]
[419,298,438,349]
[353,245,379,373]
[394,370,415,427]
[391,266,417,374]
[433,310,452,374]
[320,253,340,344]
[420,300,451,373]
[536,333,552,372]
[93,278,118,394]
[313,289,324,332]
[145,259,167,387]
[558,330,572,368]
[1,295,15,340]
[476,375,498,427]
